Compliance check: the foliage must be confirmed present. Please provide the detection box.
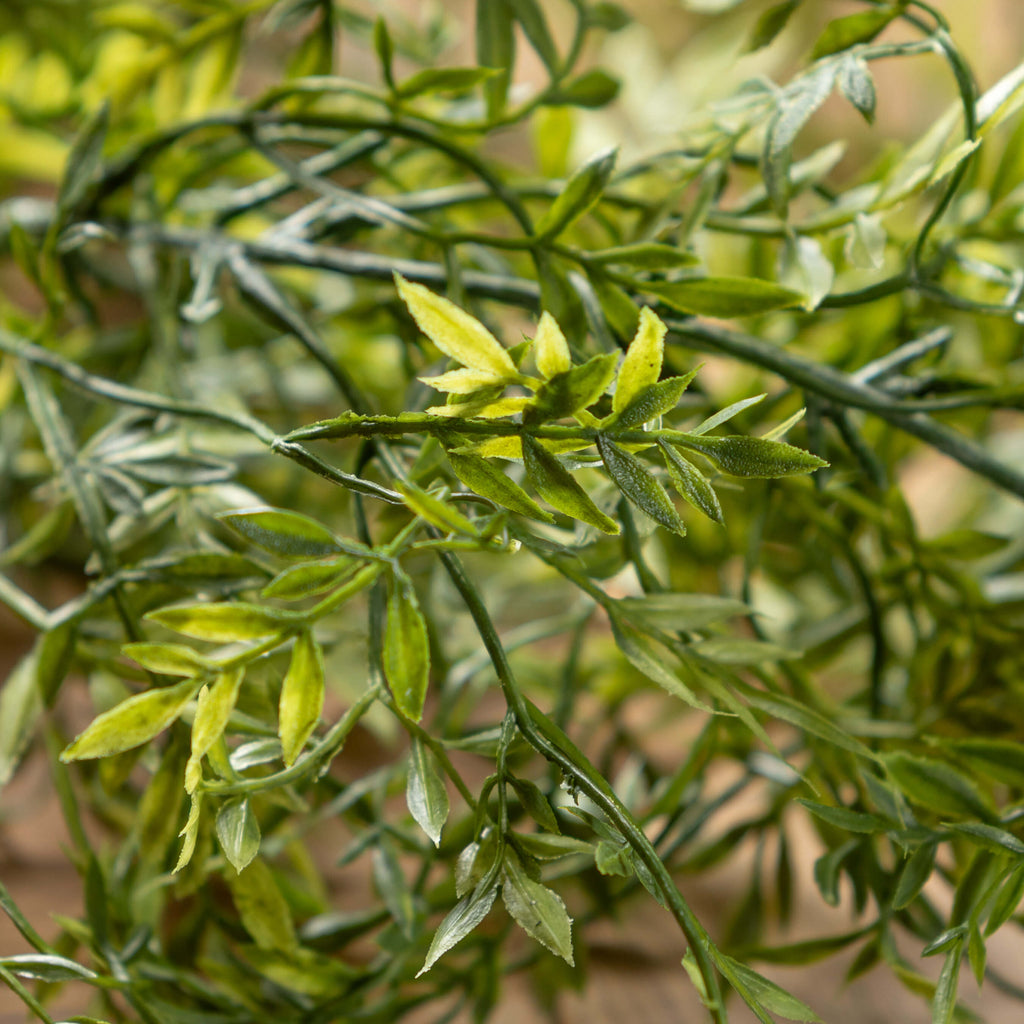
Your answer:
[1,1,1024,1022]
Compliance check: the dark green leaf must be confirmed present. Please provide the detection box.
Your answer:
[585,3,632,31]
[373,17,395,88]
[947,739,1024,789]
[216,798,261,873]
[476,0,515,119]
[521,434,620,534]
[418,879,499,976]
[985,862,1024,935]
[932,933,965,1024]
[550,68,620,107]
[968,924,986,988]
[813,839,858,907]
[516,833,593,861]
[505,0,559,74]
[734,928,868,965]
[611,372,696,430]
[57,101,108,215]
[218,506,347,558]
[535,147,617,239]
[587,243,699,270]
[446,451,554,523]
[810,7,899,61]
[643,277,805,317]
[384,570,431,722]
[397,67,497,99]
[746,0,801,52]
[893,842,937,910]
[510,777,559,833]
[501,850,574,964]
[279,631,324,765]
[715,953,823,1022]
[882,752,994,821]
[799,800,892,835]
[597,434,686,535]
[672,433,827,477]
[659,441,724,523]
[947,822,1024,856]
[529,352,618,421]
[407,739,450,846]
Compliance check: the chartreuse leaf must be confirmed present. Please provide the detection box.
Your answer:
[384,570,431,721]
[0,954,97,982]
[418,878,499,976]
[534,312,572,378]
[216,798,261,873]
[882,752,994,821]
[61,679,200,761]
[501,849,574,965]
[123,642,214,677]
[810,6,899,60]
[659,441,724,524]
[613,307,666,413]
[715,953,823,1022]
[596,435,687,535]
[396,274,517,378]
[218,506,348,558]
[535,146,617,239]
[407,739,450,846]
[521,434,619,534]
[279,631,325,766]
[396,66,497,99]
[672,434,828,477]
[446,451,554,523]
[261,556,356,600]
[528,352,618,421]
[419,367,512,394]
[186,667,244,792]
[225,857,298,954]
[175,792,203,872]
[643,278,804,317]
[146,602,300,642]
[746,0,801,52]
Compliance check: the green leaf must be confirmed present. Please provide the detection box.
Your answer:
[521,434,620,534]
[456,834,499,896]
[528,352,618,421]
[0,649,42,791]
[985,862,1024,935]
[932,933,965,1024]
[373,838,415,937]
[597,435,687,535]
[587,243,700,270]
[837,54,876,123]
[947,739,1024,789]
[407,739,450,847]
[946,822,1024,856]
[882,752,994,821]
[672,434,828,477]
[218,506,347,558]
[968,924,986,988]
[893,842,937,910]
[396,66,497,99]
[57,101,108,215]
[146,601,299,642]
[395,275,517,378]
[734,929,869,965]
[611,371,697,430]
[175,792,202,873]
[0,954,97,982]
[510,777,560,833]
[533,311,572,378]
[186,667,244,792]
[810,7,898,61]
[715,953,823,1022]
[260,557,357,600]
[446,451,555,523]
[123,642,215,677]
[501,850,574,964]
[746,0,801,52]
[225,857,298,954]
[643,277,805,317]
[504,0,559,73]
[617,592,749,631]
[515,833,594,861]
[418,879,499,976]
[550,68,620,107]
[418,367,509,394]
[384,570,431,722]
[279,631,325,766]
[216,797,261,873]
[373,16,395,89]
[659,442,724,524]
[585,2,631,30]
[535,146,617,239]
[613,307,666,413]
[61,679,200,761]
[798,799,892,834]
[476,0,515,119]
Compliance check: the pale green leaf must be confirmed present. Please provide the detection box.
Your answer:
[225,857,298,954]
[279,631,325,766]
[501,850,574,964]
[535,146,617,239]
[613,307,666,413]
[186,667,244,792]
[407,739,450,846]
[418,880,498,976]
[418,368,510,394]
[216,798,261,873]
[534,311,572,378]
[218,506,348,558]
[643,277,805,317]
[384,571,431,721]
[123,642,214,677]
[146,602,300,642]
[0,954,97,983]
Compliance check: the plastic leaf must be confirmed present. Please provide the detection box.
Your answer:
[892,843,937,911]
[396,479,480,536]
[810,7,898,60]
[417,880,498,976]
[588,243,699,270]
[510,777,560,833]
[225,857,298,954]
[535,146,617,239]
[61,679,200,761]
[882,752,994,821]
[528,352,618,421]
[146,602,299,642]
[218,506,348,558]
[931,933,965,1024]
[505,0,559,73]
[123,642,215,677]
[612,371,697,430]
[716,953,823,1022]
[407,739,450,846]
[947,822,1024,856]
[798,800,891,835]
[659,441,724,524]
[673,434,828,477]
[946,739,1024,789]
[837,54,876,123]
[279,631,325,766]
[0,954,97,983]
[534,312,572,378]
[746,0,801,52]
[501,850,574,965]
[551,68,620,107]
[396,275,517,378]
[260,557,356,600]
[643,277,805,317]
[613,307,666,413]
[418,367,510,394]
[597,434,686,535]
[175,792,202,873]
[186,667,244,792]
[397,67,497,99]
[384,571,431,722]
[446,451,555,523]
[617,592,748,631]
[0,649,42,790]
[216,797,261,873]
[476,0,515,119]
[521,434,620,534]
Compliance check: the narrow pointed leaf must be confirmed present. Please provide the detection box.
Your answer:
[810,8,898,60]
[396,275,516,377]
[225,857,298,954]
[551,68,620,107]
[613,371,697,429]
[61,679,199,761]
[279,631,325,766]
[123,642,214,677]
[947,822,1024,856]
[716,953,823,1022]
[617,592,749,631]
[673,434,827,477]
[396,66,498,99]
[476,0,515,119]
[260,557,356,600]
[0,954,97,983]
[932,935,965,1024]
[505,0,559,72]
[643,277,804,317]
[446,451,554,522]
[597,434,686,535]
[216,797,261,873]
[882,752,994,821]
[613,307,666,413]
[407,739,450,846]
[689,395,767,436]
[501,851,574,964]
[838,54,876,123]
[146,601,299,642]
[175,792,202,872]
[529,352,618,420]
[535,147,617,239]
[397,479,482,536]
[985,863,1024,935]
[798,800,891,835]
[660,441,724,523]
[588,243,699,270]
[384,571,431,721]
[418,880,498,976]
[218,506,347,558]
[521,434,619,534]
[534,311,572,378]
[746,0,801,52]
[418,368,509,394]
[0,650,42,790]
[186,667,244,792]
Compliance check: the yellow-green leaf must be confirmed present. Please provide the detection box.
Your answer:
[534,311,571,378]
[396,479,480,536]
[384,571,431,722]
[225,856,298,954]
[279,631,325,766]
[418,367,510,394]
[613,307,666,412]
[123,642,214,677]
[446,451,555,522]
[216,797,261,873]
[643,277,805,317]
[146,602,300,642]
[186,667,244,792]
